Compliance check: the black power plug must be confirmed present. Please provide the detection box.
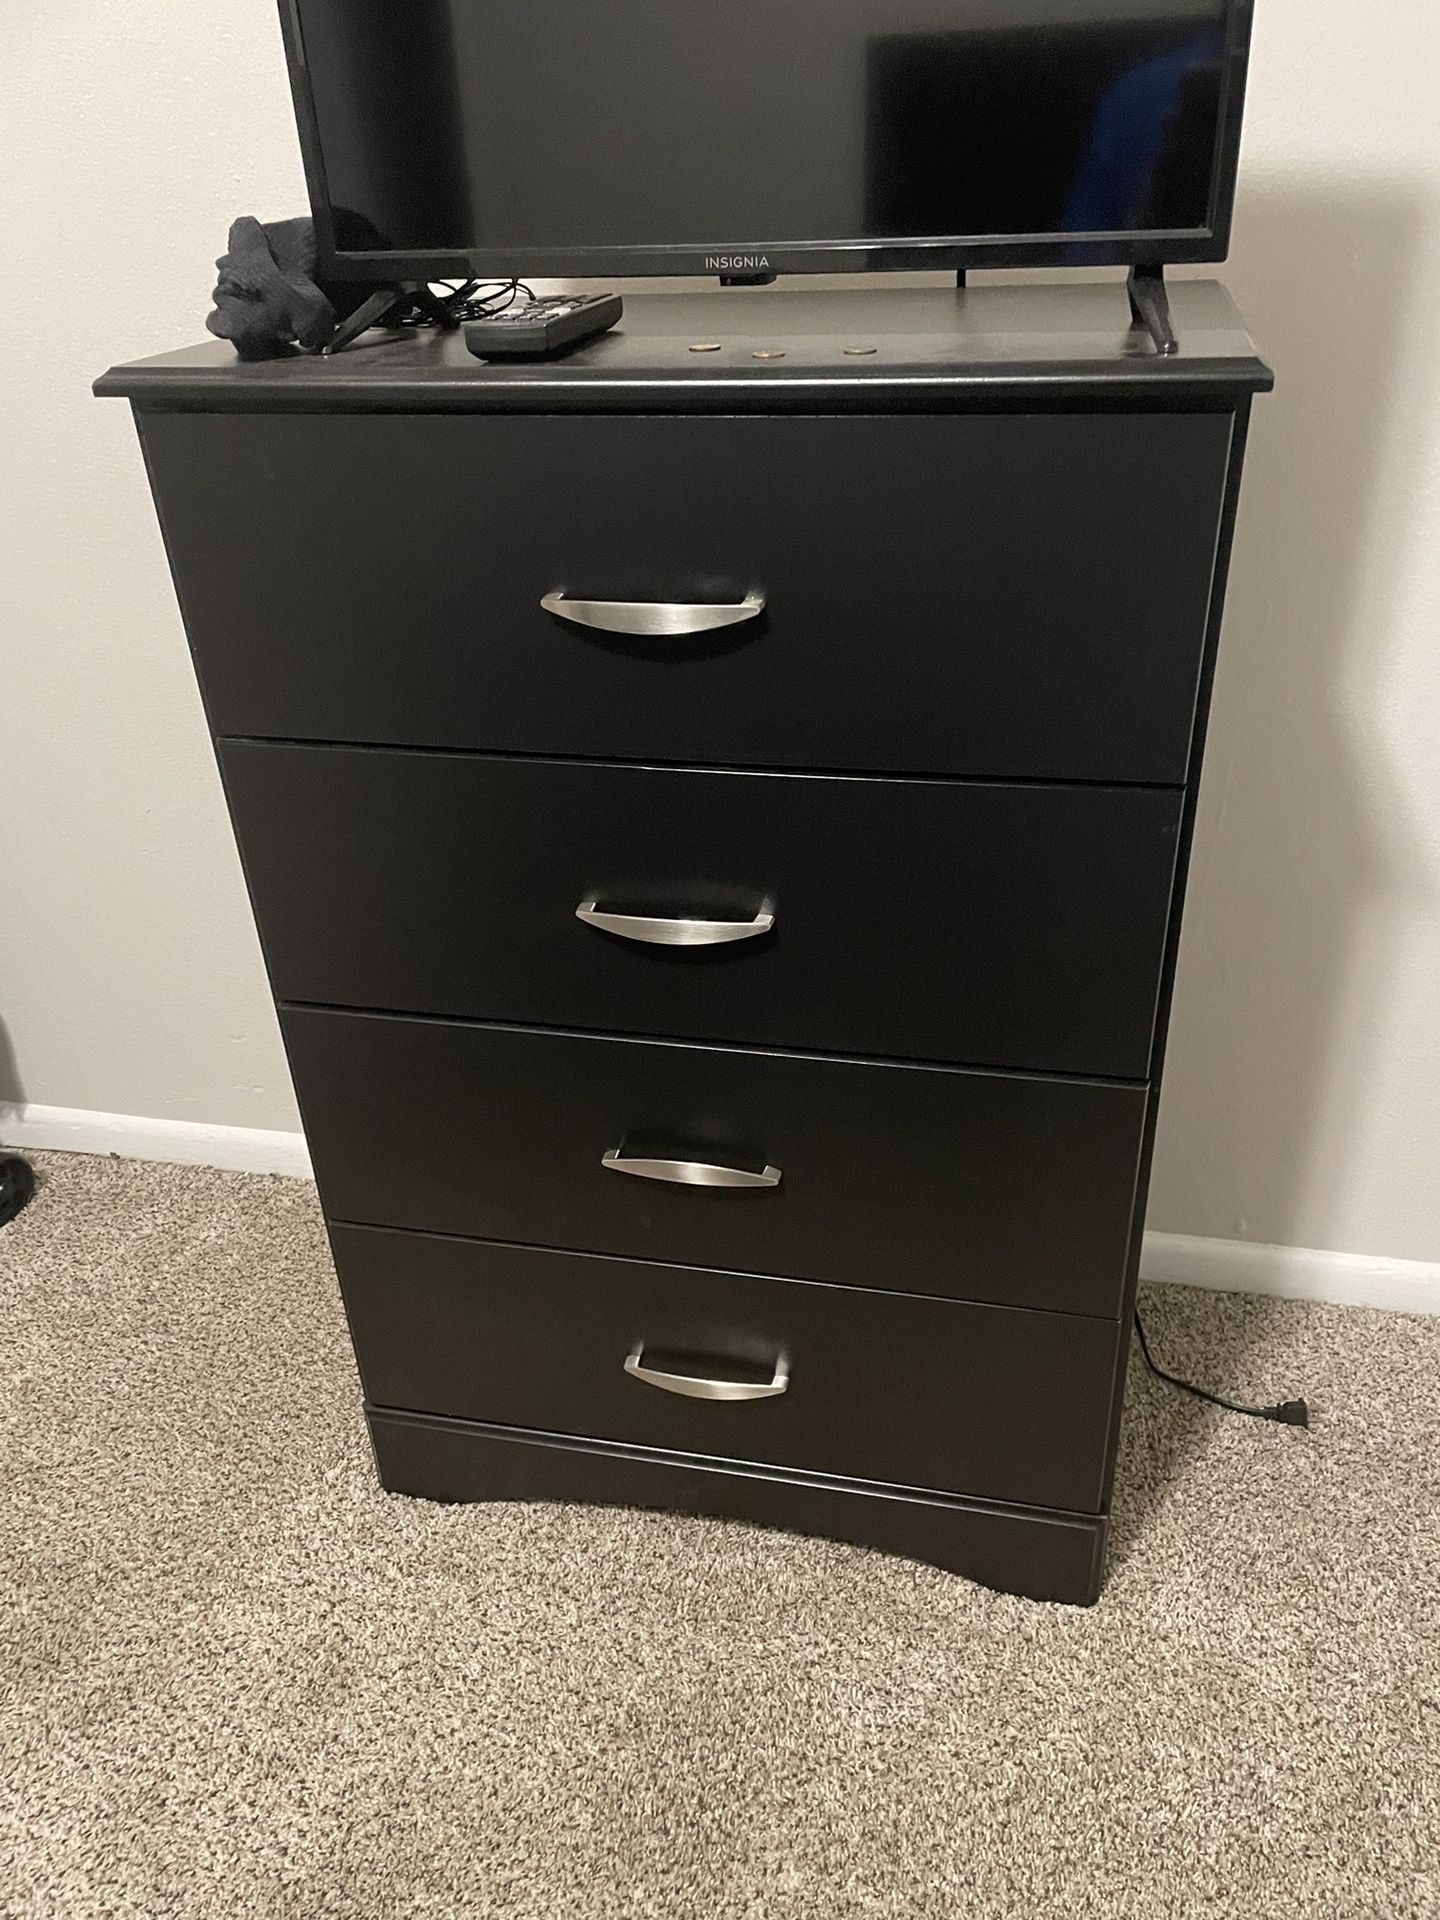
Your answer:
[1134,1309,1311,1429]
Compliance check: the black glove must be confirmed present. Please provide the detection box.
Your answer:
[206,215,339,359]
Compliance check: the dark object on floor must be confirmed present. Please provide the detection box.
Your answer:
[0,1154,35,1227]
[1134,1307,1310,1427]
[206,216,360,359]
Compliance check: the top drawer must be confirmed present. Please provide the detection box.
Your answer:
[142,410,1232,783]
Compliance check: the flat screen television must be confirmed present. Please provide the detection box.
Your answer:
[279,0,1254,282]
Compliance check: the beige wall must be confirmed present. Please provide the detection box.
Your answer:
[3,2,1438,1264]
[2,2,308,1133]
[1146,5,1440,1264]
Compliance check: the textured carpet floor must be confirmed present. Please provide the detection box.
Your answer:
[1,1152,1437,1920]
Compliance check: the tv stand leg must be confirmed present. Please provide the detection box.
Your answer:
[1127,264,1179,356]
[323,288,409,356]
[322,282,475,357]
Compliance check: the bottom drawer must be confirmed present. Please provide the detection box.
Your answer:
[333,1225,1122,1515]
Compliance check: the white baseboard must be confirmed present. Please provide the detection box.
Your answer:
[1141,1230,1439,1315]
[1,1103,312,1179]
[3,1104,1436,1313]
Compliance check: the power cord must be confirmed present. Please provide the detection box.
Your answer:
[1133,1308,1310,1428]
[433,278,536,321]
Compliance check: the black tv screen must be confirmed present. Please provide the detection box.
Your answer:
[281,0,1252,279]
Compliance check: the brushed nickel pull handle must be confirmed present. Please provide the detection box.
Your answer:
[624,1347,790,1402]
[602,1150,781,1189]
[540,591,764,636]
[576,902,775,947]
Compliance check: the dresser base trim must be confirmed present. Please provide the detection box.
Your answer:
[366,1406,1108,1606]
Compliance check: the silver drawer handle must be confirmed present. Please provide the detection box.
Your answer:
[602,1149,781,1189]
[624,1347,790,1402]
[576,902,775,947]
[540,591,765,636]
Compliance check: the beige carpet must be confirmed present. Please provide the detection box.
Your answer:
[1,1151,1436,1920]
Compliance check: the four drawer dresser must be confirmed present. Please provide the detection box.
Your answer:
[99,281,1271,1603]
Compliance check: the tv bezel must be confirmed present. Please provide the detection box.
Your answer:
[278,0,1254,282]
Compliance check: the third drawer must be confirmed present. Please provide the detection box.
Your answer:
[285,1009,1148,1317]
[225,744,1183,1078]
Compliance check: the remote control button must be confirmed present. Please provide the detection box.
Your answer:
[752,348,785,361]
[844,345,878,355]
[689,342,722,353]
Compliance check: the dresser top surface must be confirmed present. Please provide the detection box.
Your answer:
[97,279,1271,413]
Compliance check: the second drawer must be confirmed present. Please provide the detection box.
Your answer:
[285,1010,1148,1316]
[333,1224,1124,1514]
[225,744,1182,1078]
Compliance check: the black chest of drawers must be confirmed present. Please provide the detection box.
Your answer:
[100,283,1271,1604]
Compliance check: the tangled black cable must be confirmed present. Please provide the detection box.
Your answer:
[430,278,537,323]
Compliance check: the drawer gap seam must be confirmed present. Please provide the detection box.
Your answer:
[219,733,1189,795]
[283,1001,1154,1090]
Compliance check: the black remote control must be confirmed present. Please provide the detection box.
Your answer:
[464,293,623,360]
